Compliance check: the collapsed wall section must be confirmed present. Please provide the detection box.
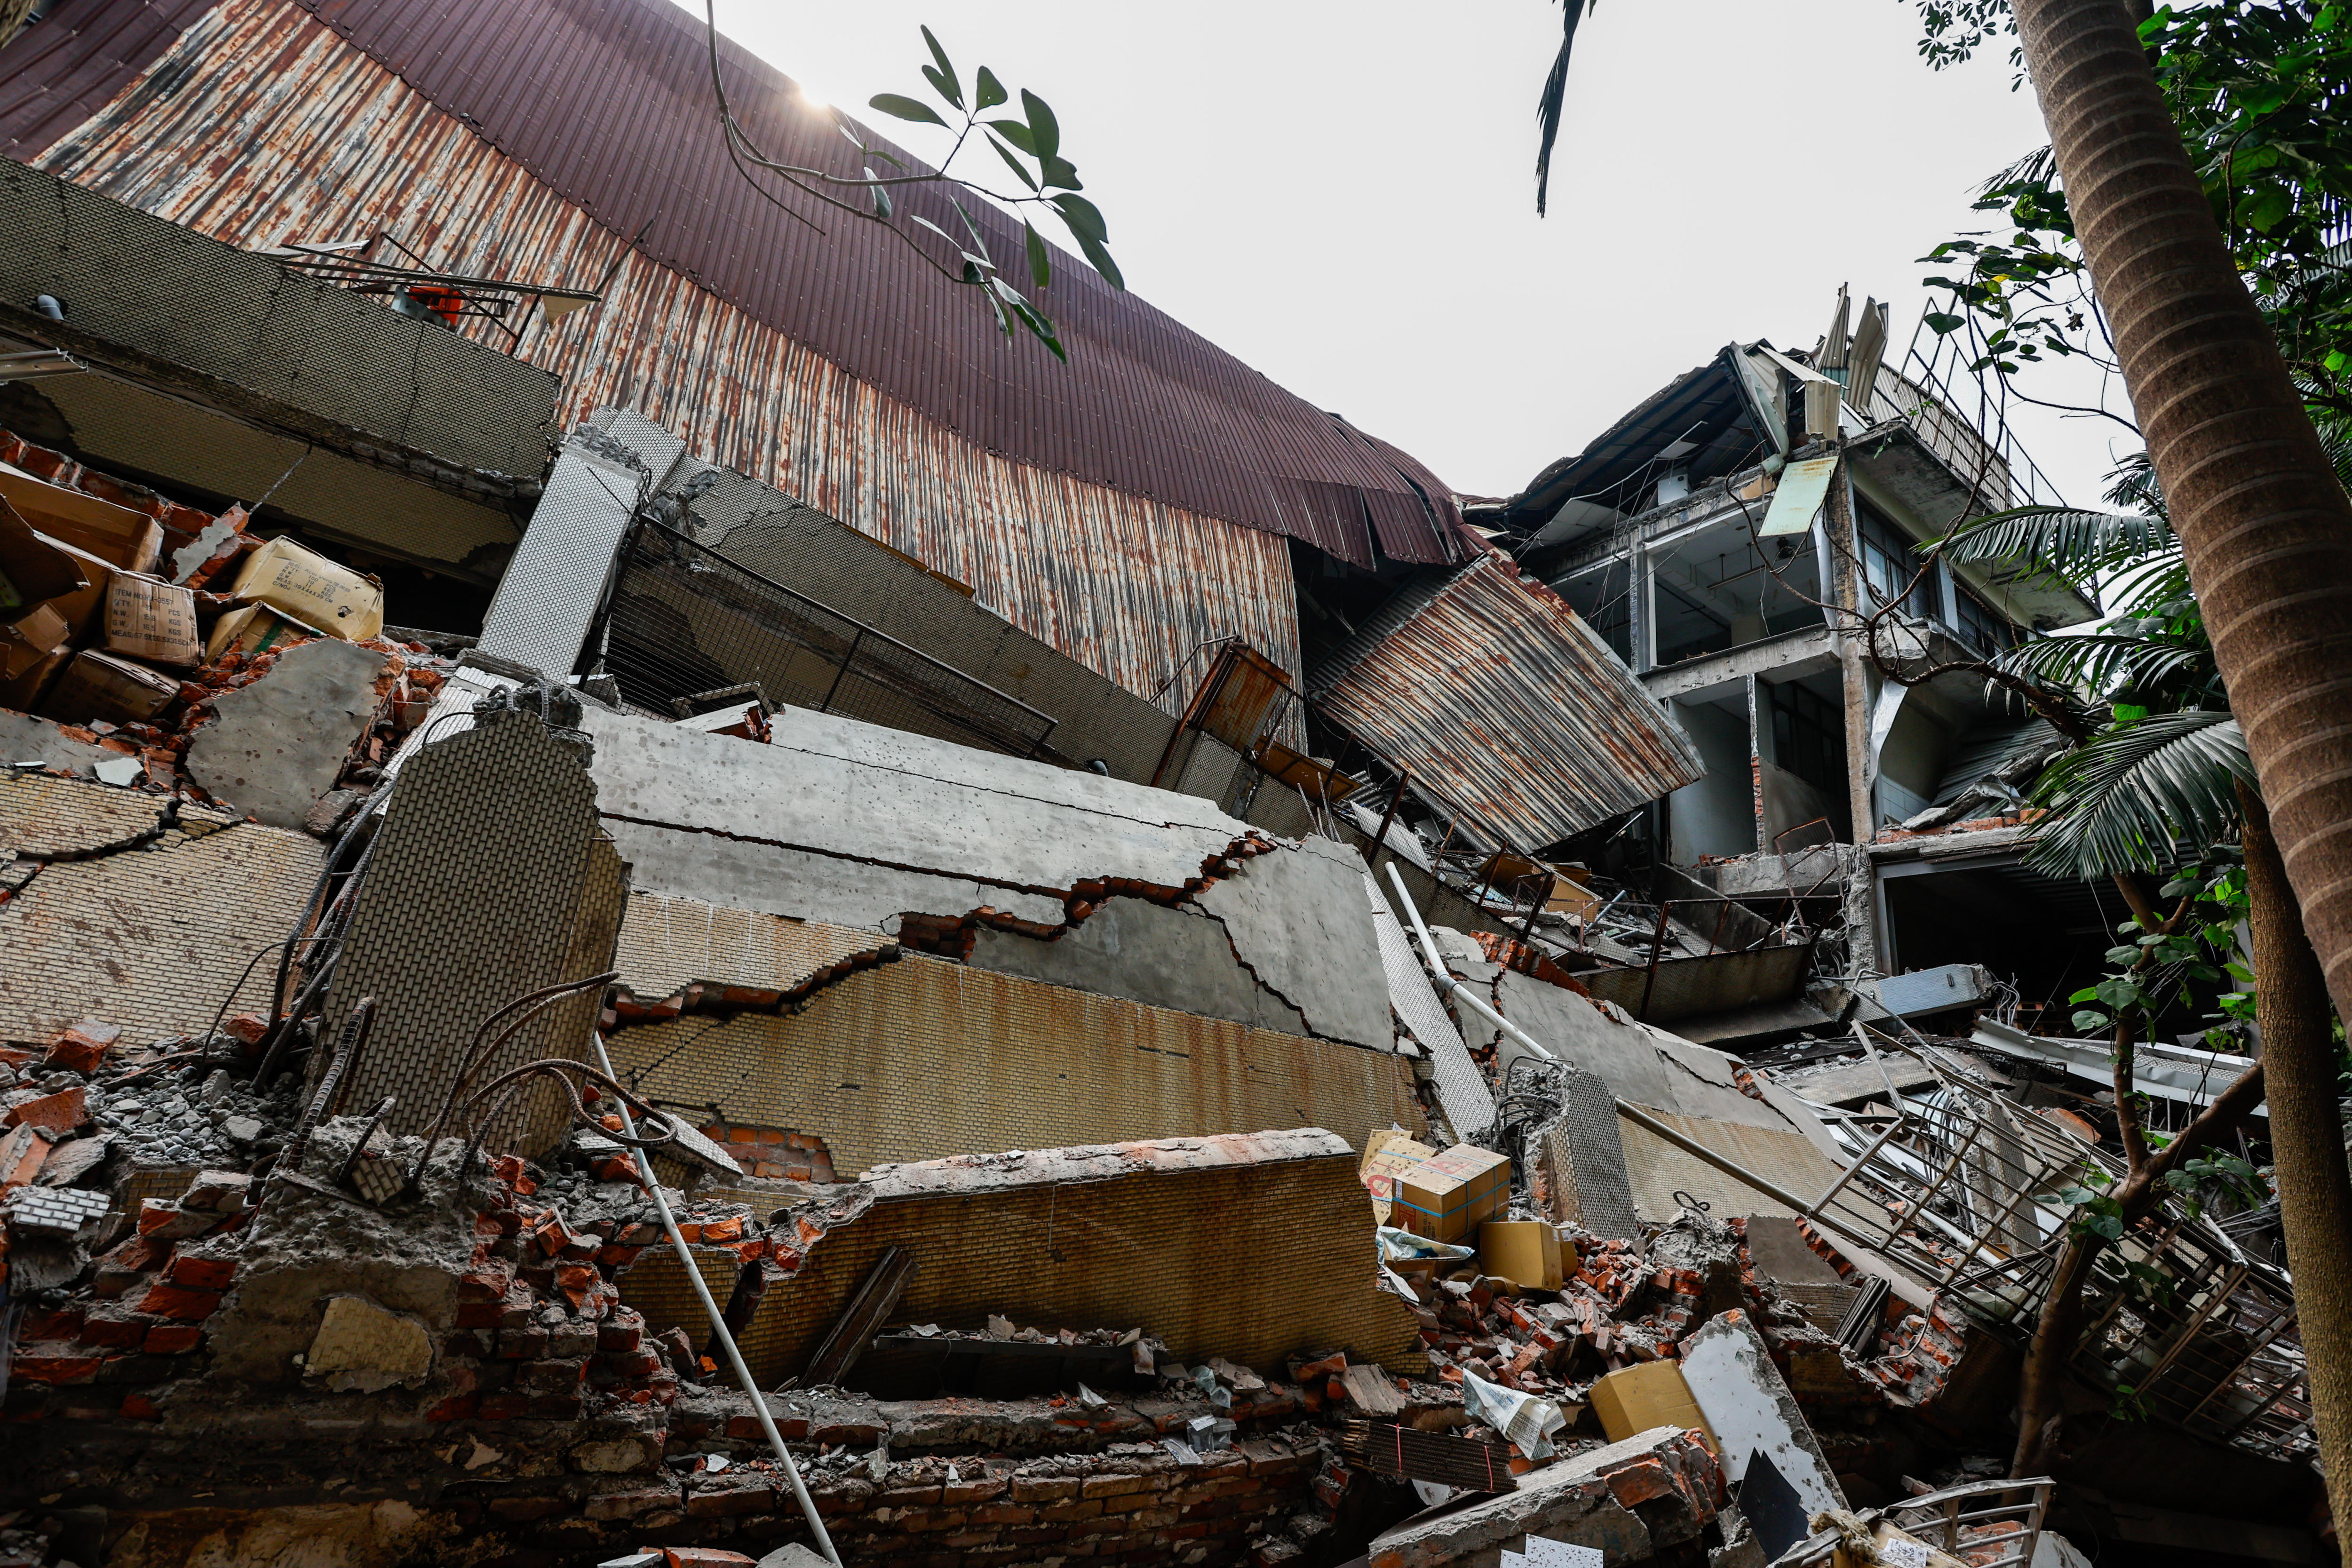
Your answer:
[0,773,324,1044]
[604,955,1424,1178]
[627,1131,1426,1384]
[583,703,1396,1053]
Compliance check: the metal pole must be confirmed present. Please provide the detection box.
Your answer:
[1802,1115,1910,1235]
[1384,862,1555,1063]
[1636,899,1674,1021]
[589,1031,842,1567]
[1367,771,1406,868]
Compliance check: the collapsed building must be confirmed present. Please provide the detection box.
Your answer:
[0,4,2329,1568]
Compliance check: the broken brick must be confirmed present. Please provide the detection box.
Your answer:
[43,1020,120,1075]
[4,1087,86,1135]
[135,1281,223,1321]
[163,1252,236,1291]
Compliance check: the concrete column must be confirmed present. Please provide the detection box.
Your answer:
[475,430,652,679]
[1823,454,1885,973]
[1747,674,1766,853]
[1824,451,1875,848]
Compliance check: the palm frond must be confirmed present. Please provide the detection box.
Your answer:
[1991,628,2207,698]
[2022,709,2251,879]
[2101,452,2165,519]
[1939,504,2176,590]
[1977,143,2057,197]
[1534,1,1597,217]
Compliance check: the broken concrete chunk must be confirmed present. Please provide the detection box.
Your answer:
[1679,1311,1846,1522]
[180,1169,253,1213]
[302,784,372,840]
[32,1132,110,1188]
[568,1433,660,1472]
[184,637,391,829]
[305,1295,435,1393]
[753,1547,830,1568]
[220,1114,266,1146]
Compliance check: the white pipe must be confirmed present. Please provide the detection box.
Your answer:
[1384,862,1555,1062]
[590,1032,842,1566]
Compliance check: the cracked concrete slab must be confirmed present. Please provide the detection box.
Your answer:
[584,704,1394,1049]
[185,638,390,829]
[967,897,1311,1037]
[1190,836,1392,1050]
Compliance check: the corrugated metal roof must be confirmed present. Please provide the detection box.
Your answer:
[5,0,1311,704]
[1,0,1466,572]
[1311,548,1705,851]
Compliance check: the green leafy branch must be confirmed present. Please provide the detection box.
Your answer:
[702,11,1123,360]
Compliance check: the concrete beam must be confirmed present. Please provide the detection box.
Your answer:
[1643,626,1836,705]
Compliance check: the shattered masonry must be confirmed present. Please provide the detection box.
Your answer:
[0,9,2323,1568]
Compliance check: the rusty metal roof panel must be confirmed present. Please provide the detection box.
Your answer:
[8,0,1323,705]
[1311,550,1705,851]
[0,0,214,159]
[2,0,1462,571]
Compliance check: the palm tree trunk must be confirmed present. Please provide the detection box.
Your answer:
[2242,780,2352,1547]
[2010,0,2352,1019]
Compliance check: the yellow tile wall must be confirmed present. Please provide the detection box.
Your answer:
[0,776,323,1046]
[604,954,1424,1176]
[620,1145,1424,1383]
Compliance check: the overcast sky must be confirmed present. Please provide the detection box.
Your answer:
[698,0,2132,510]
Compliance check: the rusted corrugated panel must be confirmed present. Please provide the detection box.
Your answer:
[1312,549,1706,850]
[20,0,1303,702]
[0,0,214,160]
[4,0,1463,572]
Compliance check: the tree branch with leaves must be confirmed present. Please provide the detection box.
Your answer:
[701,8,1124,359]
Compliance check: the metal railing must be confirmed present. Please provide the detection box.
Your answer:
[600,521,1058,761]
[1857,322,2066,514]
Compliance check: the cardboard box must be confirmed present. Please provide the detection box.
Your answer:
[1359,1131,1439,1226]
[230,535,383,642]
[0,602,70,683]
[0,646,70,713]
[37,649,182,725]
[0,496,92,616]
[1392,1143,1511,1243]
[0,462,161,573]
[1588,1361,1719,1456]
[104,573,201,666]
[205,602,324,661]
[1478,1219,1565,1292]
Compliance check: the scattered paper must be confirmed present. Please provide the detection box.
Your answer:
[1460,1369,1568,1460]
[1523,1538,1605,1568]
[1880,1542,1931,1568]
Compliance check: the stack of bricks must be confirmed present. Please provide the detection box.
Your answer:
[431,1299,672,1425]
[1865,1300,1976,1409]
[708,1125,836,1184]
[434,1152,685,1423]
[4,1171,251,1424]
[571,1434,1326,1568]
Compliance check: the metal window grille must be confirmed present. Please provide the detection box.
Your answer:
[1793,1039,2312,1462]
[600,521,1058,761]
